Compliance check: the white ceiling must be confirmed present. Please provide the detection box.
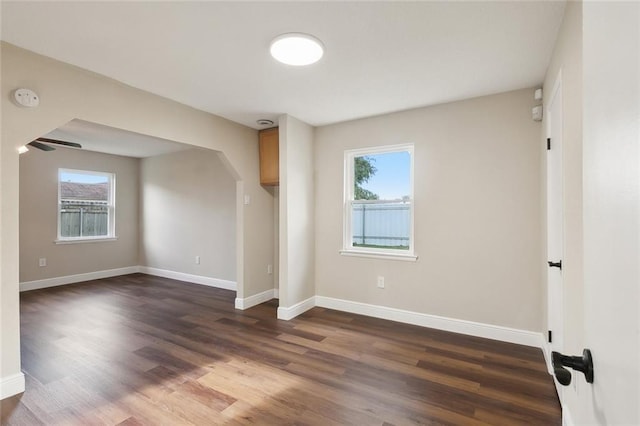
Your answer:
[44,119,191,158]
[1,1,565,130]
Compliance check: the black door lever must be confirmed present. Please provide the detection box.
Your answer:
[552,349,594,385]
[548,260,562,269]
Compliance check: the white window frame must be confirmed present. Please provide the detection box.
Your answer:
[341,144,417,261]
[56,168,117,243]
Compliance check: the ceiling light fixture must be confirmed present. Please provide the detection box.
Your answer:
[17,145,29,154]
[270,33,324,66]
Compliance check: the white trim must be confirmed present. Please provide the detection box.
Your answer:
[0,373,25,400]
[274,288,280,299]
[54,237,118,244]
[343,144,415,258]
[140,266,236,291]
[235,288,277,310]
[277,296,315,320]
[315,296,544,347]
[20,266,237,293]
[339,250,418,262]
[58,168,116,240]
[20,266,140,292]
[542,341,554,374]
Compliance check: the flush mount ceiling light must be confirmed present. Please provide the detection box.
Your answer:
[270,33,324,66]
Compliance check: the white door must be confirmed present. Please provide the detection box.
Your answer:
[546,73,564,388]
[580,2,639,424]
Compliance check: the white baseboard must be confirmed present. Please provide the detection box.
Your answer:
[19,268,543,349]
[277,296,315,320]
[235,289,277,310]
[21,266,237,293]
[274,288,279,299]
[20,266,140,292]
[315,296,544,348]
[140,266,236,291]
[542,341,566,409]
[0,373,25,400]
[542,341,554,374]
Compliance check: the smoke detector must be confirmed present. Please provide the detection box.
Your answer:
[13,88,40,107]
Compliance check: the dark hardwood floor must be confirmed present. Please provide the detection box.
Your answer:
[1,274,560,425]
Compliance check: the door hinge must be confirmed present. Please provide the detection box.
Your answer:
[548,330,553,343]
[547,138,551,150]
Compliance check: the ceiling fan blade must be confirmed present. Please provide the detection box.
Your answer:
[35,137,82,149]
[28,141,56,151]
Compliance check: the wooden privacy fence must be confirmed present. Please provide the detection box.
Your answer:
[60,204,108,237]
[352,202,410,248]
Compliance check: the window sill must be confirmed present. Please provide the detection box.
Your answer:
[339,249,418,262]
[54,237,118,245]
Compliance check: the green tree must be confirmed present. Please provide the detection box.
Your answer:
[354,156,378,200]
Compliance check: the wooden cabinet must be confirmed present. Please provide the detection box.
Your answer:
[259,127,279,186]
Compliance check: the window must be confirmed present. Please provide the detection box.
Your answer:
[58,169,115,241]
[342,144,416,260]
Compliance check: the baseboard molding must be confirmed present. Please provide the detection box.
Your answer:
[235,289,276,310]
[274,288,280,299]
[542,341,554,374]
[315,296,544,348]
[0,373,25,400]
[277,296,315,320]
[20,268,543,349]
[20,266,140,292]
[21,266,237,293]
[140,266,236,291]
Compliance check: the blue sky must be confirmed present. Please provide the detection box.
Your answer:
[60,171,108,184]
[359,151,410,200]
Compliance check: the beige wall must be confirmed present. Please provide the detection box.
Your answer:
[140,149,236,281]
[315,89,542,331]
[278,115,315,308]
[19,147,139,282]
[1,42,274,392]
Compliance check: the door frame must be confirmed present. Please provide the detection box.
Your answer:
[545,70,565,398]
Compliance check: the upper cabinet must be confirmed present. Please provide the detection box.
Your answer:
[259,127,279,186]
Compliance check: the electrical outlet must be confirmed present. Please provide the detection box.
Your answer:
[267,264,273,274]
[377,276,385,288]
[195,256,200,264]
[39,258,47,267]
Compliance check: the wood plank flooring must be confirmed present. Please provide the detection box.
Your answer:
[1,273,561,425]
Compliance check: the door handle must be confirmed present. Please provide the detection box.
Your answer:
[548,260,562,269]
[552,349,594,385]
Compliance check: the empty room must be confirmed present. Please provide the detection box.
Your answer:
[1,1,638,425]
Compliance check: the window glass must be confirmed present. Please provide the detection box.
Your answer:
[59,169,115,239]
[344,145,414,257]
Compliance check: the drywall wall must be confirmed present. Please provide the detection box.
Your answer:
[1,42,274,397]
[140,149,236,281]
[314,89,542,331]
[278,115,315,311]
[19,146,139,282]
